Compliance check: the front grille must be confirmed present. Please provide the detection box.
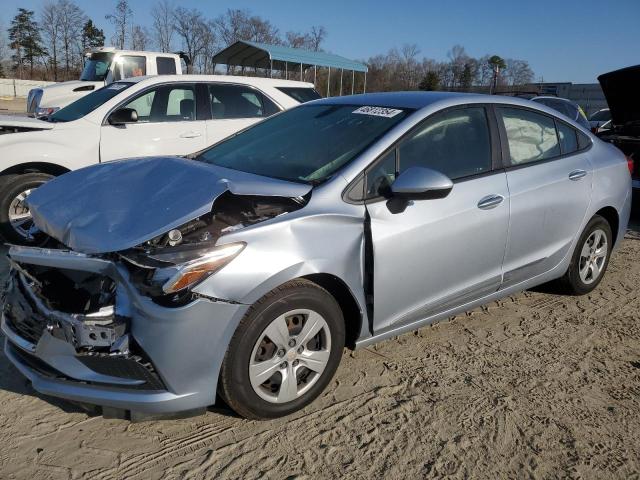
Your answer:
[78,354,166,390]
[3,277,50,344]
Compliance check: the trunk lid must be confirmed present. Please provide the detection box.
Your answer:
[598,65,640,129]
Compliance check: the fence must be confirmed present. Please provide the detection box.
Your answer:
[0,79,57,98]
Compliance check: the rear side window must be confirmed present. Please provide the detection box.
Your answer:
[208,84,280,119]
[498,107,560,165]
[557,121,578,154]
[156,57,177,75]
[118,56,146,80]
[276,87,322,103]
[577,131,592,150]
[399,107,492,180]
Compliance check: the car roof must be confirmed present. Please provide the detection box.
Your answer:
[122,74,315,89]
[311,91,562,112]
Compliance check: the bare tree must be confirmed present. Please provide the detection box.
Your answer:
[106,0,132,49]
[58,0,86,79]
[308,26,326,51]
[41,2,62,80]
[214,9,251,47]
[131,25,150,50]
[173,7,209,73]
[151,0,174,52]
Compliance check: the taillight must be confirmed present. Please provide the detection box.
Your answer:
[627,155,634,175]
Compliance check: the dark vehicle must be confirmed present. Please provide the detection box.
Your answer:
[597,65,640,189]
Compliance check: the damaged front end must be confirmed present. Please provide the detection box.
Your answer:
[2,167,310,415]
[118,191,307,305]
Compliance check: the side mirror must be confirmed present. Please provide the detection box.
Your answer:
[391,166,453,199]
[108,108,138,125]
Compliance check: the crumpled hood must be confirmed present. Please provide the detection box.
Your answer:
[26,156,312,254]
[0,114,55,130]
[598,65,640,127]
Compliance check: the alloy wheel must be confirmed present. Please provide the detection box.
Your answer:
[249,309,331,404]
[578,228,608,285]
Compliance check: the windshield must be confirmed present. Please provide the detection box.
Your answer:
[590,110,611,122]
[196,104,411,183]
[80,52,114,81]
[48,82,134,123]
[276,87,322,104]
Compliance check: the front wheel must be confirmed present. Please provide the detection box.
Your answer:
[219,279,345,420]
[0,173,52,245]
[558,214,613,295]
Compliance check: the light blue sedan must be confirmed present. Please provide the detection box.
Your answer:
[2,92,631,420]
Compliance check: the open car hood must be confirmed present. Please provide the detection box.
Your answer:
[598,65,640,127]
[26,157,312,254]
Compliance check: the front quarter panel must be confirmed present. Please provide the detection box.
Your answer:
[192,185,369,339]
[0,120,99,173]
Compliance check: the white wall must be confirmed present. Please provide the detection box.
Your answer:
[0,79,57,98]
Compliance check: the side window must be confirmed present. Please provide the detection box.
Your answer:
[399,107,492,180]
[120,56,146,79]
[156,57,176,75]
[577,131,592,150]
[365,150,397,198]
[124,90,155,121]
[498,107,560,165]
[557,121,578,154]
[208,84,278,119]
[122,84,196,123]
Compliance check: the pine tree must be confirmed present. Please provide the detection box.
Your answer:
[8,8,46,79]
[82,20,105,51]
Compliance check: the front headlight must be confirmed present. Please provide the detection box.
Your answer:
[35,106,60,118]
[160,242,245,294]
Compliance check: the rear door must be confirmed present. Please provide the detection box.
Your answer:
[100,83,207,161]
[496,106,593,287]
[204,83,281,145]
[364,105,510,332]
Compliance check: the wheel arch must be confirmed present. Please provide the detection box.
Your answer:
[301,273,363,350]
[0,162,70,177]
[594,206,619,245]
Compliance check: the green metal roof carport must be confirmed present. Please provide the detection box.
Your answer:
[212,40,369,96]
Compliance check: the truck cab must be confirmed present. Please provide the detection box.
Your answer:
[27,48,186,118]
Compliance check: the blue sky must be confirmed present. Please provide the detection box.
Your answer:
[1,0,638,83]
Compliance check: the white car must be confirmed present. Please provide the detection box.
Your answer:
[0,74,321,243]
[27,47,187,118]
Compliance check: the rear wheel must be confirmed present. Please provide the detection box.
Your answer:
[219,279,345,420]
[0,173,52,245]
[558,214,612,295]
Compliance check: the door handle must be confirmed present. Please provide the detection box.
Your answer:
[568,169,587,181]
[179,131,202,138]
[477,194,504,210]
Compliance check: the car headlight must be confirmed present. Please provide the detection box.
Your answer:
[159,242,245,294]
[35,106,60,118]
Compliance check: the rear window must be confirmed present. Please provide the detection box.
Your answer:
[156,57,176,75]
[276,87,322,104]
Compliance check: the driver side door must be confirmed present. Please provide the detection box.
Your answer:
[364,105,510,332]
[100,83,207,162]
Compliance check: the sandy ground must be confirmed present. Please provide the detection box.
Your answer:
[0,218,639,479]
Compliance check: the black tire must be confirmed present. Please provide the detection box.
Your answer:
[557,214,613,295]
[219,279,345,420]
[0,173,52,245]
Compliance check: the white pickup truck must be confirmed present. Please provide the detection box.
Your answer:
[0,74,321,244]
[27,47,188,118]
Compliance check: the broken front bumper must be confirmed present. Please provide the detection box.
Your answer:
[2,246,249,415]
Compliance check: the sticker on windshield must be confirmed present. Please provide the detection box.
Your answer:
[352,106,403,118]
[106,83,128,90]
